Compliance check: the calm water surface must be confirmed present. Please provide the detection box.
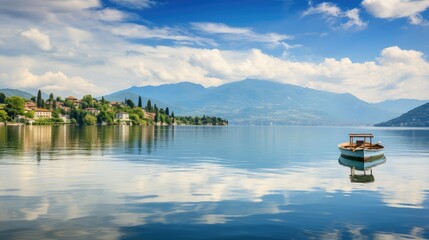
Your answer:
[0,125,428,239]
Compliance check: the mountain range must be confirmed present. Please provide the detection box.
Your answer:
[0,88,34,99]
[103,79,428,125]
[0,88,49,100]
[2,80,427,125]
[375,103,429,127]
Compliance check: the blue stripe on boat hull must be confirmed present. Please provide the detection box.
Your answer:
[338,147,384,162]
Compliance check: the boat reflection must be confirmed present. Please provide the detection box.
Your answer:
[338,155,386,183]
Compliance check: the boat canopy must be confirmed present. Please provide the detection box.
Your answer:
[348,133,374,146]
[348,133,373,138]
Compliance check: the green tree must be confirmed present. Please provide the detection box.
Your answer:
[25,110,34,119]
[5,96,25,118]
[154,113,158,122]
[165,107,170,116]
[82,94,93,106]
[52,109,60,118]
[49,93,54,100]
[138,96,142,108]
[83,114,97,125]
[31,96,36,102]
[97,110,114,125]
[125,99,135,108]
[132,108,145,119]
[0,92,6,103]
[80,102,88,109]
[70,118,77,125]
[129,113,141,125]
[0,110,7,122]
[171,111,174,118]
[37,90,42,107]
[146,100,152,112]
[101,96,105,105]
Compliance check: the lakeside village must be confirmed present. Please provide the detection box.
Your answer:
[0,91,228,126]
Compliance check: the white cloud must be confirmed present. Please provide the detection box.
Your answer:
[192,22,253,35]
[303,2,367,30]
[0,0,99,22]
[303,2,341,17]
[0,69,106,97]
[409,13,424,25]
[111,23,214,46]
[378,46,425,65]
[343,9,367,29]
[21,28,51,51]
[107,45,429,102]
[362,0,429,25]
[110,0,156,9]
[94,8,128,22]
[191,22,292,47]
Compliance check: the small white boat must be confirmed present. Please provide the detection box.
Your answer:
[338,133,384,162]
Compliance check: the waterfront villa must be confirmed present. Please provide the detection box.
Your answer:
[34,108,52,119]
[115,112,129,121]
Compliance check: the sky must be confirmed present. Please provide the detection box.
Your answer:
[0,0,428,102]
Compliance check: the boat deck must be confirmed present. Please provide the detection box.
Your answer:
[339,142,384,151]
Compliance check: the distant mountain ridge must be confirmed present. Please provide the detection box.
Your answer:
[373,99,428,116]
[375,103,429,127]
[104,79,422,125]
[0,89,34,99]
[2,80,426,126]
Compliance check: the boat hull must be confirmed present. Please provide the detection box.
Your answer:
[338,142,384,162]
[338,155,386,170]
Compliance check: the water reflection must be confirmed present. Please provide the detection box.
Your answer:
[338,155,386,183]
[0,126,428,239]
[0,125,165,159]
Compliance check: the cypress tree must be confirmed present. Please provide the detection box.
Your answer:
[138,96,142,108]
[0,92,5,103]
[166,107,169,116]
[37,90,42,107]
[146,100,152,112]
[49,93,54,100]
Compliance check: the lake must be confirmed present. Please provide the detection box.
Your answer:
[0,125,428,239]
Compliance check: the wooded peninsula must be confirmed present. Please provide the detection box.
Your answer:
[0,90,228,126]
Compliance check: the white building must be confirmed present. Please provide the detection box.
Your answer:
[34,108,52,119]
[115,112,129,121]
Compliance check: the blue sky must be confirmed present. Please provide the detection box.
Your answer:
[0,0,428,101]
[98,0,429,61]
